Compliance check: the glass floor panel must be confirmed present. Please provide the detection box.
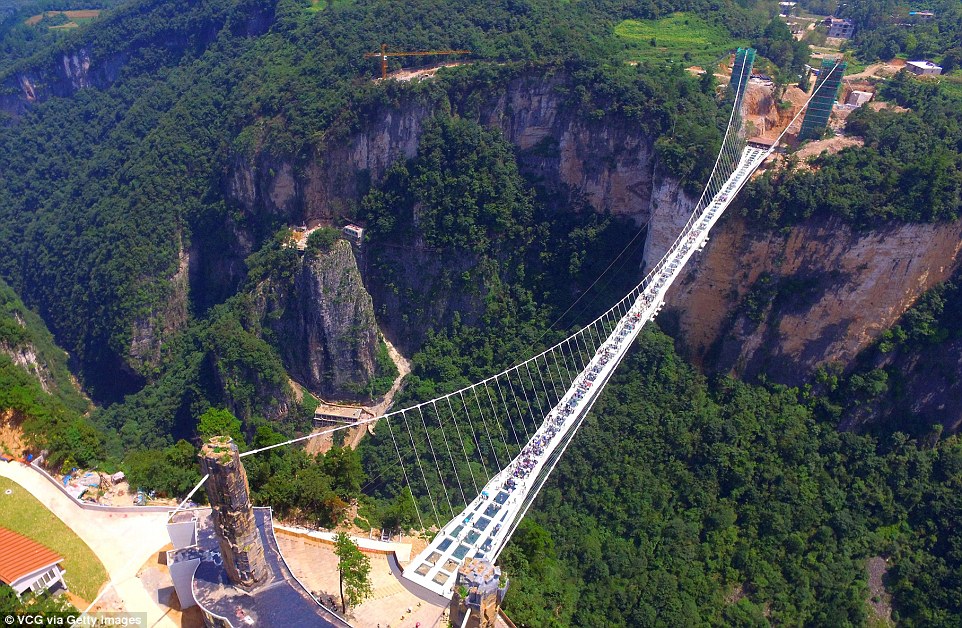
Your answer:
[453,544,471,560]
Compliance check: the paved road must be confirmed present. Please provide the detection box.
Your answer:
[0,462,176,626]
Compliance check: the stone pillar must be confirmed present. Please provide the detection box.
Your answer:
[199,436,267,590]
[449,558,509,628]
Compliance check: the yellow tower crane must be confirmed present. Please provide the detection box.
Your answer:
[364,43,471,80]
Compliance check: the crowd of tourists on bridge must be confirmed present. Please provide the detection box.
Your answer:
[501,310,654,492]
[497,164,754,492]
[638,151,760,311]
[486,165,767,547]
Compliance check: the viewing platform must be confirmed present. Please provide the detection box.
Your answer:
[167,508,350,627]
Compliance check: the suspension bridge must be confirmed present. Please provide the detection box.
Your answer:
[157,48,844,622]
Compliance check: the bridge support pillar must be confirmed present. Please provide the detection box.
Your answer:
[450,558,508,628]
[199,436,268,591]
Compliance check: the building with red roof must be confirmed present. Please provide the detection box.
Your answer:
[0,527,67,598]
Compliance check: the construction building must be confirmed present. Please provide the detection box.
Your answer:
[846,90,873,107]
[799,58,847,141]
[313,402,369,427]
[906,60,943,76]
[730,48,757,100]
[826,17,855,38]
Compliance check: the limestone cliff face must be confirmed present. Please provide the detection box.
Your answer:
[1,336,53,394]
[481,75,678,222]
[255,240,378,400]
[226,74,678,229]
[666,214,962,386]
[641,176,700,269]
[128,243,191,373]
[0,286,86,409]
[0,48,111,115]
[227,99,430,231]
[224,72,688,348]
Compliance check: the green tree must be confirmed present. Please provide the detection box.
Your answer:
[306,227,341,253]
[699,68,717,95]
[334,532,372,613]
[0,583,78,616]
[323,446,365,499]
[942,47,962,73]
[196,408,244,444]
[381,486,420,531]
[123,440,200,498]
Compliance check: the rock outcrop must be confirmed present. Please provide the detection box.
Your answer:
[128,243,191,374]
[200,437,268,590]
[256,240,379,400]
[667,214,962,386]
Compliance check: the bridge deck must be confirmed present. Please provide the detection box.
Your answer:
[401,145,770,597]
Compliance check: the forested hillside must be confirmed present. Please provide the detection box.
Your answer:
[1,0,961,625]
[743,72,962,227]
[0,278,100,469]
[500,329,962,626]
[0,0,750,449]
[0,0,673,385]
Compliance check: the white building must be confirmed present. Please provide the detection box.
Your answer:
[779,2,797,16]
[0,527,67,598]
[847,90,873,106]
[341,224,364,246]
[906,60,943,76]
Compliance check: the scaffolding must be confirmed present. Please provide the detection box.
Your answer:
[730,47,756,103]
[799,58,847,140]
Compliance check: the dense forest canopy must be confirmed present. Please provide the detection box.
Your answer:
[501,329,962,626]
[839,0,962,64]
